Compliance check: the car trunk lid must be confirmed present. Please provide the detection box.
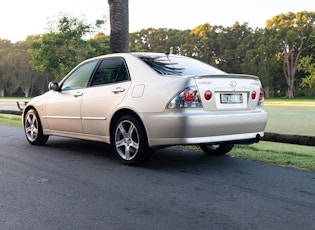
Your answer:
[195,74,263,111]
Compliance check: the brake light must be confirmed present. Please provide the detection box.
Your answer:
[184,88,194,102]
[167,86,202,108]
[259,90,264,101]
[204,90,212,100]
[251,89,264,106]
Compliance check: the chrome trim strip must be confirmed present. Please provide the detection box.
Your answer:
[43,116,106,120]
[82,117,106,120]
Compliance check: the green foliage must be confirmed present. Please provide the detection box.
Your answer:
[0,40,42,96]
[29,13,109,81]
[241,29,284,97]
[129,28,186,54]
[298,55,315,96]
[266,11,315,98]
[30,32,79,81]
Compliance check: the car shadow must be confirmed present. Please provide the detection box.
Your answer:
[44,136,118,162]
[145,146,241,171]
[43,137,242,172]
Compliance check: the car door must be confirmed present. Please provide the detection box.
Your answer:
[45,60,99,133]
[81,57,131,137]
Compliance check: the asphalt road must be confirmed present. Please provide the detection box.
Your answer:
[0,125,314,230]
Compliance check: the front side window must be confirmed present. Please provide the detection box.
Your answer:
[90,58,130,86]
[61,61,98,91]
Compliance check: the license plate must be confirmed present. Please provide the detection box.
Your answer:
[220,94,243,104]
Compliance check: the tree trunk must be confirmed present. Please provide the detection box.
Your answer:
[21,86,30,98]
[108,0,129,53]
[283,49,295,98]
[0,110,22,115]
[285,77,295,98]
[263,132,315,146]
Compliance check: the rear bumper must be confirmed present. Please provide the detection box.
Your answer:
[141,109,268,147]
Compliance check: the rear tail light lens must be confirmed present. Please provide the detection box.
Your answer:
[258,88,264,106]
[167,86,202,108]
[251,88,264,107]
[259,90,264,101]
[184,88,194,102]
[204,90,212,100]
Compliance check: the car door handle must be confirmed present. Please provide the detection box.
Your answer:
[73,92,83,97]
[112,87,125,94]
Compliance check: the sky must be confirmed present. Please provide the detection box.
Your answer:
[1,0,315,43]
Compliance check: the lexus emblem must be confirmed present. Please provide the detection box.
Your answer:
[230,80,237,88]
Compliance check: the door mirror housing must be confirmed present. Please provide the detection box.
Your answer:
[48,82,60,91]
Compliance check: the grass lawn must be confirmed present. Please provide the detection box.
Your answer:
[231,98,315,170]
[264,98,315,136]
[230,141,315,171]
[0,114,21,126]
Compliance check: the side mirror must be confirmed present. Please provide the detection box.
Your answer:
[48,81,60,91]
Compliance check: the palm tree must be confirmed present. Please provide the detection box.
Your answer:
[108,0,129,53]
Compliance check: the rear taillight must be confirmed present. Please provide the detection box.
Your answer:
[184,88,194,102]
[258,88,264,106]
[259,89,264,101]
[204,90,212,101]
[167,86,202,109]
[251,89,264,107]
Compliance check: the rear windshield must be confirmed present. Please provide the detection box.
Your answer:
[134,53,226,76]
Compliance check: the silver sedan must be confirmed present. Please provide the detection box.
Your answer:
[23,53,268,165]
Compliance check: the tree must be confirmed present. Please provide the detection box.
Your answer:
[0,40,42,97]
[29,14,107,81]
[266,11,315,98]
[242,28,283,97]
[129,28,186,54]
[1,51,21,96]
[298,55,315,96]
[0,39,13,96]
[219,22,255,73]
[108,0,129,53]
[189,23,215,64]
[87,32,110,56]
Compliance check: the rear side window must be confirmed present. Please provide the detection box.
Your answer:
[135,54,225,76]
[90,58,130,86]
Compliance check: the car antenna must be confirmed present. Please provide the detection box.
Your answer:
[165,52,171,61]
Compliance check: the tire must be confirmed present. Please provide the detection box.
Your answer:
[24,109,49,145]
[111,115,152,166]
[199,143,234,156]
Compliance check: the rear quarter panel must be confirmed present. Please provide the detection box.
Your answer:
[119,55,191,113]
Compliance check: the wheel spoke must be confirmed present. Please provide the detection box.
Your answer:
[32,127,38,138]
[127,123,136,138]
[27,115,33,126]
[125,146,131,159]
[25,126,32,133]
[117,123,127,138]
[129,140,139,151]
[115,139,125,148]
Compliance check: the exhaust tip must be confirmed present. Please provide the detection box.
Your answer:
[255,134,261,143]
